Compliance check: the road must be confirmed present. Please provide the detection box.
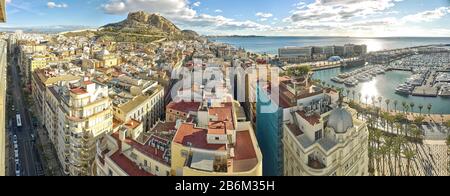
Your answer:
[8,55,42,176]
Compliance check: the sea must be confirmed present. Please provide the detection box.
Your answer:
[210,36,450,114]
[209,36,450,55]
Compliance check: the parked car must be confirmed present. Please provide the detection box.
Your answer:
[15,163,21,176]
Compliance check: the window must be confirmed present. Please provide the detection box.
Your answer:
[144,160,148,167]
[108,169,113,176]
[155,166,159,172]
[315,130,322,141]
[215,137,220,140]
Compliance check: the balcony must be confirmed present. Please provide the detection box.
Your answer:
[307,155,326,170]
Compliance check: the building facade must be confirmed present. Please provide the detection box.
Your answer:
[95,120,173,176]
[171,101,263,176]
[282,99,369,176]
[41,79,113,175]
[0,41,7,176]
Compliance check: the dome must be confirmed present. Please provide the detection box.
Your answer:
[99,49,110,56]
[328,107,353,134]
[328,56,343,62]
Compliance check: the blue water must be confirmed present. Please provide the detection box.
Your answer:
[211,36,450,114]
[312,67,450,114]
[209,36,450,54]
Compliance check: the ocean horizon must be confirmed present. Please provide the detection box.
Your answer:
[209,36,450,55]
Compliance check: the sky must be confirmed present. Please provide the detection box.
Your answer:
[2,0,450,37]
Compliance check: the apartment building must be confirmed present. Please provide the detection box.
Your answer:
[171,101,263,176]
[43,79,113,175]
[95,121,175,176]
[282,96,369,176]
[0,41,6,176]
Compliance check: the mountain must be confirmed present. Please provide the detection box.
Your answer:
[98,11,198,42]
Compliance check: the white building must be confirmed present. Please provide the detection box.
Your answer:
[283,98,369,176]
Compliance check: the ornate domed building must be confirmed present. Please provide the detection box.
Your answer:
[282,92,369,176]
[328,106,354,134]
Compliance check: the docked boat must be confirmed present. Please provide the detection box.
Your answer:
[331,77,345,83]
[344,78,358,86]
[395,83,414,95]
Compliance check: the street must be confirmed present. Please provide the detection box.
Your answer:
[7,55,43,176]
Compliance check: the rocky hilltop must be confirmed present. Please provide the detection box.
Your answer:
[98,11,199,42]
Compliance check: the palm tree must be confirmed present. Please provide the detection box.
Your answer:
[403,149,416,176]
[358,93,362,103]
[365,95,369,105]
[371,96,376,107]
[378,96,383,109]
[395,123,402,135]
[393,100,398,113]
[385,99,391,112]
[409,102,415,114]
[427,104,432,116]
[346,89,351,98]
[402,101,407,113]
[352,90,356,101]
[418,104,424,116]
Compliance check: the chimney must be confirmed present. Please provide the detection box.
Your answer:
[119,129,127,142]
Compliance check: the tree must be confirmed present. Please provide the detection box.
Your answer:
[418,104,424,116]
[378,96,383,109]
[446,120,450,129]
[427,104,432,116]
[403,149,416,176]
[286,66,311,78]
[409,102,415,114]
[393,100,398,113]
[385,99,391,112]
[402,101,407,113]
[358,93,362,103]
[365,95,369,105]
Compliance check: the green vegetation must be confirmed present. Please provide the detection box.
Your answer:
[286,66,311,77]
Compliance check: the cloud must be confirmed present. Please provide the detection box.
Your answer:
[192,2,201,7]
[102,0,268,32]
[47,2,68,9]
[286,0,402,23]
[402,7,450,23]
[256,12,273,18]
[214,9,223,13]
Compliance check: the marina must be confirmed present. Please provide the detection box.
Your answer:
[313,66,450,114]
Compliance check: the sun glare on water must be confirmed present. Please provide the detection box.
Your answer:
[360,79,379,105]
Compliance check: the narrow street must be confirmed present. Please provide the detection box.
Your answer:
[7,54,43,176]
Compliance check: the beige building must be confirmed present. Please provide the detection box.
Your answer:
[165,101,200,122]
[42,79,113,175]
[113,86,165,132]
[171,101,263,176]
[95,120,175,176]
[283,99,369,176]
[96,49,119,67]
[0,41,7,176]
[31,69,81,123]
[0,0,5,22]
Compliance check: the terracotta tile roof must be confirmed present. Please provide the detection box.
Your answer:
[208,104,235,130]
[111,132,170,166]
[234,131,257,161]
[70,87,87,95]
[297,110,321,126]
[151,122,177,132]
[110,152,154,176]
[173,123,226,151]
[166,101,201,114]
[124,119,141,130]
[287,123,304,136]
